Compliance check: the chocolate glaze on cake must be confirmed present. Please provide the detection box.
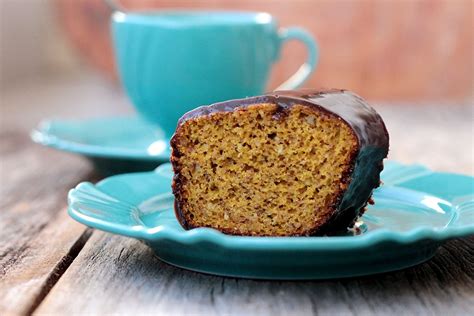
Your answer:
[171,89,389,235]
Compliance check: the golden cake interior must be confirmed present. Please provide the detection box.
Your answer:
[173,103,358,236]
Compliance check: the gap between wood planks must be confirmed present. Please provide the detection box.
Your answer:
[25,229,93,315]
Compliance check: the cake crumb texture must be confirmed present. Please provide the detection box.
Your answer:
[172,103,359,236]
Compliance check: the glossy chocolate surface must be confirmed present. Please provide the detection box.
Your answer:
[173,89,389,235]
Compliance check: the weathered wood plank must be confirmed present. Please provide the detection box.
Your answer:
[0,131,96,315]
[30,102,474,315]
[0,73,128,315]
[1,74,473,315]
[35,232,474,316]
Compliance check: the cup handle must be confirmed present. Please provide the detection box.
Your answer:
[275,27,319,90]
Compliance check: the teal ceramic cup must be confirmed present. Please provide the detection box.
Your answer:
[112,10,318,138]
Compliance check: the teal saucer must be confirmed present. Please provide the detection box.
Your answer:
[31,116,170,175]
[68,161,474,279]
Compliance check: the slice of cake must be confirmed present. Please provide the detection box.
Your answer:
[170,89,389,236]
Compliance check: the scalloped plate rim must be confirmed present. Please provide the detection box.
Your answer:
[67,161,474,249]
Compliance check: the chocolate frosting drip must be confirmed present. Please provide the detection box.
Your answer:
[174,89,389,235]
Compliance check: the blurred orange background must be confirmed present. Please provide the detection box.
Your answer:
[55,0,473,102]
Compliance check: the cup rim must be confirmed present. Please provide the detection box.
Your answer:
[112,9,275,26]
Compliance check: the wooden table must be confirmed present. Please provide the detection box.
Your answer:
[1,74,473,315]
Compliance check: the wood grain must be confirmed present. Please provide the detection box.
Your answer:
[0,74,472,315]
[0,130,97,315]
[35,232,474,315]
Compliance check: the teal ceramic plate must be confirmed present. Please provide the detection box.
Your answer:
[31,117,170,175]
[68,161,474,279]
